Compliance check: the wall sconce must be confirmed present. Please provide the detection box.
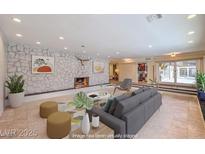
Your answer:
[115,69,119,74]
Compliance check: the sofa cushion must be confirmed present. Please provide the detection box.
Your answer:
[113,94,141,118]
[135,88,154,103]
[103,97,114,112]
[131,88,144,96]
[121,103,145,136]
[142,87,150,91]
[108,93,131,115]
[115,93,132,101]
[113,88,158,118]
[150,88,158,96]
[144,97,156,122]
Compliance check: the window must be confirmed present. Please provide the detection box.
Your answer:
[159,60,197,84]
[189,68,196,77]
[179,68,187,77]
[159,62,175,83]
[176,60,196,84]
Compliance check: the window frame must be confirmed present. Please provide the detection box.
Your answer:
[158,59,198,86]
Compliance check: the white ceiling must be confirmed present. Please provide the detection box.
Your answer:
[0,14,205,58]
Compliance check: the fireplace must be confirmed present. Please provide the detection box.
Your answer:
[74,77,89,89]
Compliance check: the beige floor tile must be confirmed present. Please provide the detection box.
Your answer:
[0,87,205,139]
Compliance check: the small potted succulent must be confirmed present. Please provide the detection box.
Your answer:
[5,74,25,108]
[73,91,94,135]
[196,71,205,101]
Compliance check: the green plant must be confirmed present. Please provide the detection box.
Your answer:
[73,92,94,110]
[5,74,25,93]
[196,71,205,92]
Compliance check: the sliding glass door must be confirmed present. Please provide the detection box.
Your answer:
[159,62,175,83]
[159,60,197,85]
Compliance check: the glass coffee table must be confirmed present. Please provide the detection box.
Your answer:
[58,93,113,138]
[87,91,111,107]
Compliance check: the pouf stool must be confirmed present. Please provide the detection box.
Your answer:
[47,112,71,139]
[40,101,58,118]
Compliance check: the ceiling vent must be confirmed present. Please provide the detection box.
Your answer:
[146,14,162,23]
[145,57,153,61]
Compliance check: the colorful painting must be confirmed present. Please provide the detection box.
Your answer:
[32,56,54,74]
[93,61,105,73]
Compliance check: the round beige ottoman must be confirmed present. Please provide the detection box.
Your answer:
[40,101,58,118]
[47,112,71,139]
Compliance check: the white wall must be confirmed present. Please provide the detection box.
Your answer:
[146,61,155,83]
[109,64,114,77]
[0,31,6,115]
[118,63,137,82]
[203,56,205,73]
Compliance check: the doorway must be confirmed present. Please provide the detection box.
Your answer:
[109,63,119,83]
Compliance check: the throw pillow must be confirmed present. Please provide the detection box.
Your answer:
[108,98,118,114]
[108,93,131,115]
[103,97,114,112]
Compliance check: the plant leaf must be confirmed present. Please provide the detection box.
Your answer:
[5,74,25,93]
[73,92,93,110]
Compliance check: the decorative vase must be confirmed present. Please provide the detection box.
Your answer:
[8,91,24,108]
[58,102,67,112]
[92,114,99,128]
[198,90,205,101]
[81,112,90,135]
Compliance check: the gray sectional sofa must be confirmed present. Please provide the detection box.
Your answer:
[90,87,162,139]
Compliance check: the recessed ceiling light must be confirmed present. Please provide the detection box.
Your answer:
[108,56,110,58]
[187,31,195,35]
[16,33,23,37]
[187,14,197,19]
[64,47,67,50]
[59,36,64,40]
[148,45,152,48]
[36,41,41,45]
[13,17,21,23]
[116,51,120,55]
[82,50,86,53]
[188,40,194,44]
[97,53,100,56]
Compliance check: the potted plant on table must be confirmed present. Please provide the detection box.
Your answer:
[196,71,205,101]
[73,91,94,135]
[5,74,25,108]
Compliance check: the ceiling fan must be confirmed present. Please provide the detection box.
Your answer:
[75,56,90,66]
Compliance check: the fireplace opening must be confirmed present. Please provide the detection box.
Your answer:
[74,77,89,89]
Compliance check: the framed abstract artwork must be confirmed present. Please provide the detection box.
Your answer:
[93,61,105,73]
[32,56,54,74]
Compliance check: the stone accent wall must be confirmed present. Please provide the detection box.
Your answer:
[7,42,109,95]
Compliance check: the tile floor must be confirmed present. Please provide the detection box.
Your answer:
[0,86,205,139]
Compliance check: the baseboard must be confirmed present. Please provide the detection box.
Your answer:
[132,84,196,95]
[25,83,109,96]
[5,84,111,104]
